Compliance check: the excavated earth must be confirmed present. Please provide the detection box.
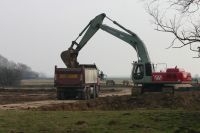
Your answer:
[37,92,200,111]
[1,87,200,111]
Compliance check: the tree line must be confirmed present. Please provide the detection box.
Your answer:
[0,54,39,87]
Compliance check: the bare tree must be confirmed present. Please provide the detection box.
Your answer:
[146,0,200,58]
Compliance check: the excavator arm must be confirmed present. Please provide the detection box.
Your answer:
[61,13,153,83]
[99,24,150,63]
[61,13,105,68]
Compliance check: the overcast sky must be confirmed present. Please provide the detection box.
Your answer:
[0,0,199,77]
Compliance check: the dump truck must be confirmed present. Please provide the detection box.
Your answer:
[54,64,100,100]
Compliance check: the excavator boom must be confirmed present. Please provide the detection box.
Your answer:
[61,13,151,68]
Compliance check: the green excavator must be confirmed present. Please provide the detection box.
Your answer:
[60,13,192,94]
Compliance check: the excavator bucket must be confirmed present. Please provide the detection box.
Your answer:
[61,48,79,68]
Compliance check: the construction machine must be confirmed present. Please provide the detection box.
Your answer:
[59,13,192,94]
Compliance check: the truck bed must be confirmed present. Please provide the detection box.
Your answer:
[54,64,98,87]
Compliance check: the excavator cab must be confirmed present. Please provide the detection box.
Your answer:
[132,63,144,80]
[132,62,154,83]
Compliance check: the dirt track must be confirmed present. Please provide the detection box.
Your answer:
[1,87,200,111]
[0,87,131,110]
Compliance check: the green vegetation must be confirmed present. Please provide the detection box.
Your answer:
[0,110,200,133]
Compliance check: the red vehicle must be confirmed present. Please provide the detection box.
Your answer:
[152,67,192,83]
[54,64,100,100]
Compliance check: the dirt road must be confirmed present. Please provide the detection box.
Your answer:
[0,87,131,110]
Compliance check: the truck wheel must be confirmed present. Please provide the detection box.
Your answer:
[95,86,99,98]
[57,90,61,100]
[64,91,71,100]
[81,87,92,100]
[90,87,96,99]
[81,88,89,100]
[57,89,62,100]
[82,92,87,100]
[87,88,91,100]
[60,91,65,100]
[91,87,96,99]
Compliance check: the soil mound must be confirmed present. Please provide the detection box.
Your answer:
[37,92,200,111]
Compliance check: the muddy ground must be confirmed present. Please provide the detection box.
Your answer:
[0,87,131,110]
[1,87,200,111]
[0,89,56,105]
[37,91,200,111]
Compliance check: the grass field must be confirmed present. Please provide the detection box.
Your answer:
[2,79,200,133]
[0,110,200,133]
